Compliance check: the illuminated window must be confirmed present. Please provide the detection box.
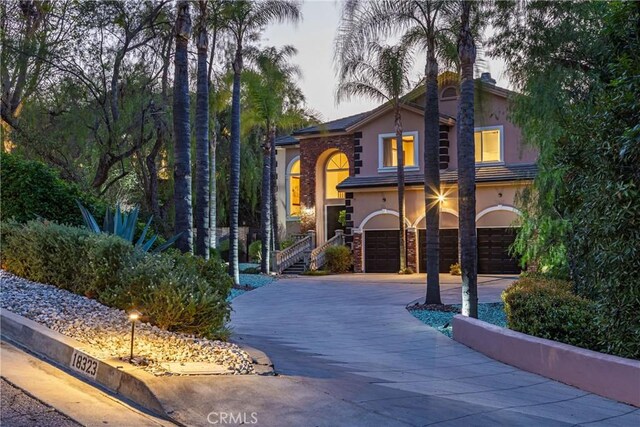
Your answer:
[325,152,349,199]
[288,158,301,217]
[474,127,502,163]
[378,131,419,170]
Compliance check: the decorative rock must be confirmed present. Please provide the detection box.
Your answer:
[0,271,253,375]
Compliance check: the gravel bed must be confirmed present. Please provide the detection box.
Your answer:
[227,274,277,301]
[410,302,507,338]
[0,271,253,376]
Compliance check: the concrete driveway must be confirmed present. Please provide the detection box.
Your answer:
[227,274,639,426]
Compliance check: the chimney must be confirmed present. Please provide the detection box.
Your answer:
[480,72,496,85]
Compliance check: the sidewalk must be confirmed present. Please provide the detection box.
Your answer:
[0,340,175,427]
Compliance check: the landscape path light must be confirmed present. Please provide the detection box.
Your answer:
[128,310,141,361]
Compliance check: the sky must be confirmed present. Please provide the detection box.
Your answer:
[262,0,511,122]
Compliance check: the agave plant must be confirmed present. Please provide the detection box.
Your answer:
[77,201,180,253]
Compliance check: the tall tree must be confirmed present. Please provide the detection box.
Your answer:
[223,0,301,285]
[456,0,478,317]
[173,0,193,252]
[337,41,414,272]
[194,0,210,258]
[244,46,304,273]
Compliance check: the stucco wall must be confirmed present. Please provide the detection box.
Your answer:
[353,182,528,230]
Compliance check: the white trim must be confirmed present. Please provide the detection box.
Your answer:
[285,155,301,220]
[411,207,459,228]
[355,209,412,233]
[475,204,522,222]
[377,131,420,172]
[474,125,504,165]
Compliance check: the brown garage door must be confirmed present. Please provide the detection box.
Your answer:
[364,230,400,273]
[477,228,521,274]
[419,229,459,273]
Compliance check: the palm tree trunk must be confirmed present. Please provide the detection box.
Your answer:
[260,126,273,273]
[194,10,209,259]
[457,0,478,318]
[172,0,193,253]
[395,106,407,272]
[229,46,242,285]
[424,44,442,304]
[208,23,219,251]
[270,133,279,251]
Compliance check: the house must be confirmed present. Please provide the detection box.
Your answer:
[274,72,537,274]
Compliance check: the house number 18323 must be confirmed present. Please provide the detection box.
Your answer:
[69,349,98,379]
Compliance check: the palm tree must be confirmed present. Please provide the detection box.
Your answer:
[457,0,478,317]
[336,41,414,272]
[223,0,301,285]
[173,0,193,253]
[337,0,457,300]
[244,46,304,273]
[207,0,226,252]
[194,0,210,258]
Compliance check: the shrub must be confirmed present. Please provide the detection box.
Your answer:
[248,240,262,262]
[280,238,295,250]
[502,276,601,351]
[0,152,104,226]
[1,221,231,339]
[449,263,461,276]
[324,245,352,273]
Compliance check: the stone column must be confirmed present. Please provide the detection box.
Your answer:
[352,230,364,273]
[406,227,418,273]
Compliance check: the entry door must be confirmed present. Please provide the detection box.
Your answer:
[326,205,345,240]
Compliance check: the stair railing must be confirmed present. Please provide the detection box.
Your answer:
[309,230,344,271]
[272,231,315,274]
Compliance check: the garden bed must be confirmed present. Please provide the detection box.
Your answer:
[408,302,506,337]
[227,273,277,301]
[0,271,253,376]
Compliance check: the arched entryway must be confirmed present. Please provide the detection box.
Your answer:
[315,150,349,243]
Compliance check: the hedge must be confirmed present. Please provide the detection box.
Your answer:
[0,152,104,226]
[502,275,602,352]
[0,221,232,339]
[324,245,353,273]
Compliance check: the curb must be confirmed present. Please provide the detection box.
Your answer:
[1,310,172,419]
[232,341,275,375]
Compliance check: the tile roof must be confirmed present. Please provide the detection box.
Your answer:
[275,134,299,146]
[292,111,372,136]
[336,163,538,190]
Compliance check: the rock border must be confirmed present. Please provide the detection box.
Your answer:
[452,314,640,407]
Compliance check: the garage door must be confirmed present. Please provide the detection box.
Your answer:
[419,229,459,273]
[364,230,400,273]
[477,228,521,274]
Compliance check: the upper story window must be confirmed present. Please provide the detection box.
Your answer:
[378,131,419,172]
[325,152,349,199]
[287,157,301,217]
[441,86,458,99]
[474,126,503,163]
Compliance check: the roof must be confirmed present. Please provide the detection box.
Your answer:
[275,134,299,146]
[292,111,372,136]
[336,164,538,190]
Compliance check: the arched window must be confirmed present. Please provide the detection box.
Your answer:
[325,152,349,199]
[287,158,301,217]
[441,86,458,99]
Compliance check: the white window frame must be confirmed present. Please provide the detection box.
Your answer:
[286,155,301,220]
[377,131,420,172]
[474,125,504,165]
